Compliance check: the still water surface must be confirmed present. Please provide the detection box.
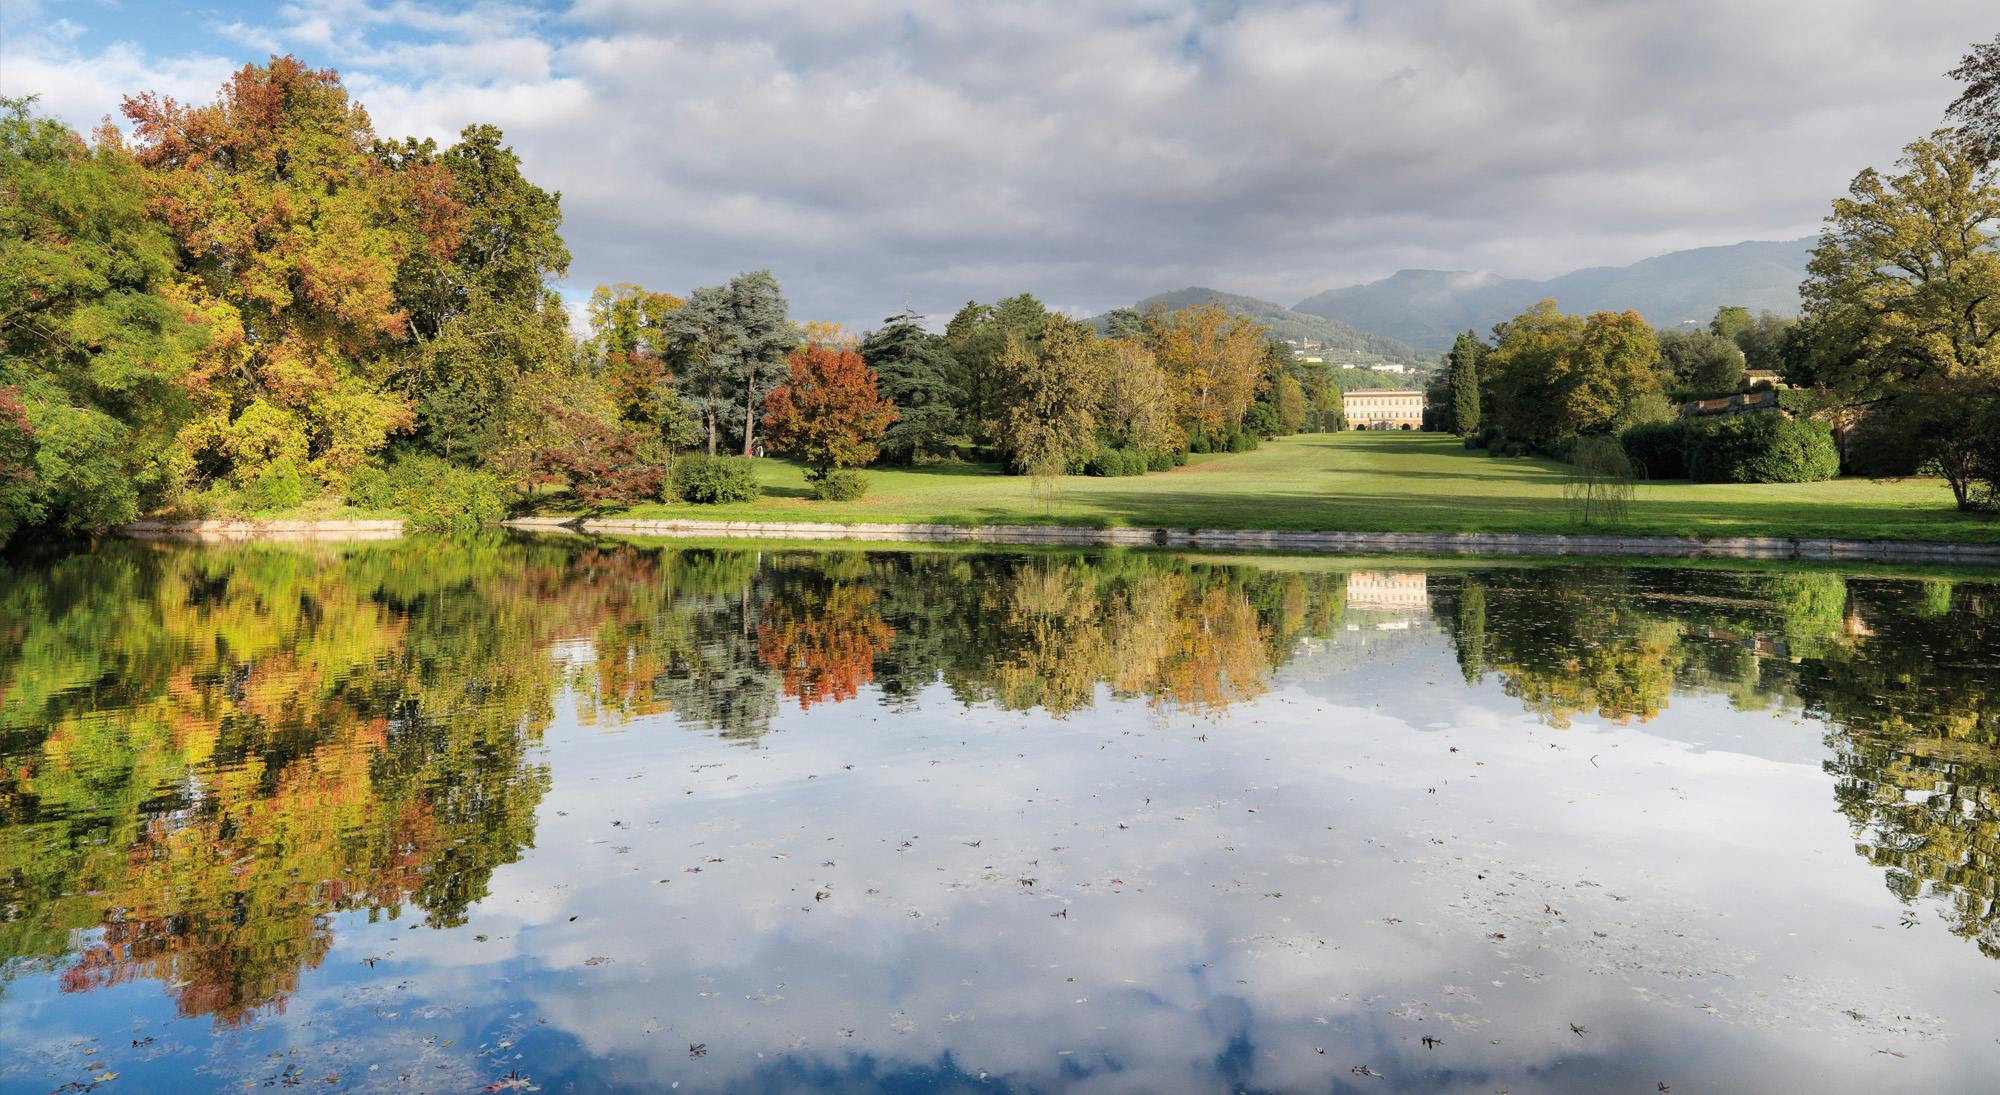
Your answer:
[1,536,1996,1093]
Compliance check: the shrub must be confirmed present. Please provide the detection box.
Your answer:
[1107,447,1136,476]
[1620,420,1690,480]
[1244,401,1281,439]
[1170,448,1189,466]
[1685,415,1840,483]
[1146,449,1174,472]
[402,465,505,531]
[672,455,761,504]
[244,456,309,512]
[1086,446,1151,477]
[809,468,868,501]
[348,454,504,530]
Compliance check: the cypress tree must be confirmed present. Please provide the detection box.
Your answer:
[1448,330,1484,437]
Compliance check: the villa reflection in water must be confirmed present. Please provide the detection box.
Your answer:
[0,536,1995,1092]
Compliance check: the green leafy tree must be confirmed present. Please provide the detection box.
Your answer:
[1275,371,1307,434]
[1709,305,1754,344]
[994,317,1106,474]
[1793,130,2000,510]
[1486,301,1665,451]
[1735,312,1795,376]
[1656,328,1745,393]
[383,124,572,465]
[1102,307,1146,340]
[0,97,204,539]
[945,293,1052,444]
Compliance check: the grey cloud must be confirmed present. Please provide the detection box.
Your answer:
[1,0,1992,329]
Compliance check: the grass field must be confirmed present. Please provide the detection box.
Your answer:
[612,432,2000,543]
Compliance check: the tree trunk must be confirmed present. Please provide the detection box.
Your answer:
[742,382,757,458]
[705,413,716,457]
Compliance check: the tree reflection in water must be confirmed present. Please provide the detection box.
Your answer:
[0,538,1994,1032]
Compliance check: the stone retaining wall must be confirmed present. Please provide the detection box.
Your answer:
[119,519,405,542]
[535,517,2000,565]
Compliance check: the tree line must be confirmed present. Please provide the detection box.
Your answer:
[0,58,1358,545]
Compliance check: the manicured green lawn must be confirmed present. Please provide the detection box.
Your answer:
[612,432,2000,543]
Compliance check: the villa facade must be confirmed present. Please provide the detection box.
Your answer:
[1342,388,1426,430]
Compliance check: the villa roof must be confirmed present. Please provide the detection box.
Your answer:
[1344,388,1423,395]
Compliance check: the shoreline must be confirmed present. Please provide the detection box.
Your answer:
[117,518,405,542]
[109,516,2000,565]
[510,516,2000,565]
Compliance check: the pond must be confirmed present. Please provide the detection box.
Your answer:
[1,536,1996,1093]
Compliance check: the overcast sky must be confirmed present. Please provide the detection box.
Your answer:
[2,0,1993,329]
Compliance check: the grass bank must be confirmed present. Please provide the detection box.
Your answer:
[609,432,1998,544]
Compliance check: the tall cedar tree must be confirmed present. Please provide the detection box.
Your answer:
[761,344,899,478]
[667,271,796,456]
[859,312,960,463]
[1948,33,2000,156]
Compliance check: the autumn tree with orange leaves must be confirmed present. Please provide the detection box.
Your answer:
[123,57,461,489]
[762,344,898,488]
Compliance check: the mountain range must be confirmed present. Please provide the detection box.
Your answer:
[1290,238,1813,354]
[1097,238,1815,364]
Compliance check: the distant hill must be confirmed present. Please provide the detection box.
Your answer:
[1292,238,1814,354]
[1093,287,1432,366]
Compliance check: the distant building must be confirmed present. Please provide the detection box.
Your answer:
[1375,363,1409,375]
[1343,388,1425,430]
[1301,354,1325,363]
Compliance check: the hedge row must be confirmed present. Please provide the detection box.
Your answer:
[1083,447,1177,476]
[1618,415,1839,483]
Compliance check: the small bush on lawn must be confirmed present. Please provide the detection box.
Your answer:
[1146,450,1175,472]
[810,468,868,501]
[672,455,762,504]
[1620,420,1690,479]
[1684,415,1840,483]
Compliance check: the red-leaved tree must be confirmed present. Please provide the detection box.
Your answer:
[514,402,663,509]
[761,344,898,478]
